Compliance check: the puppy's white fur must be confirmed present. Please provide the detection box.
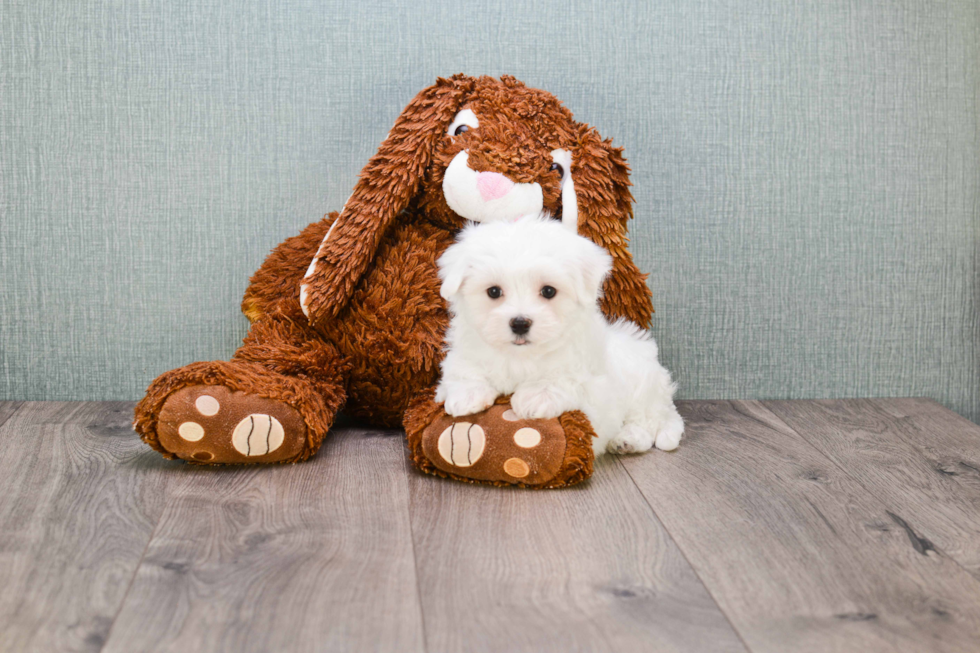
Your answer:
[435,216,684,455]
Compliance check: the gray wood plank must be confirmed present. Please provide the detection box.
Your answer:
[874,398,980,497]
[0,401,177,653]
[0,401,23,429]
[102,427,425,653]
[764,398,980,579]
[408,453,748,653]
[621,400,980,653]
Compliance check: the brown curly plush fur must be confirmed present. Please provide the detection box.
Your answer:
[134,74,653,487]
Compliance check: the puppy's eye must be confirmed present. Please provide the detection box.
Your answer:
[454,124,469,136]
[541,286,557,299]
[550,162,564,178]
[487,286,502,299]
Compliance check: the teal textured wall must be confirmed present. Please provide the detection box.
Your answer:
[2,1,978,423]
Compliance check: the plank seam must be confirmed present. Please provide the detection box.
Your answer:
[403,440,432,653]
[96,481,170,653]
[615,453,754,653]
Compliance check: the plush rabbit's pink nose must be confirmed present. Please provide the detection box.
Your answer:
[476,172,515,202]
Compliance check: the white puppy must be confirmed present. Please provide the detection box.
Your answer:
[435,216,684,455]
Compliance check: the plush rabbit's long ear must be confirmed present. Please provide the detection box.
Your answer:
[300,76,474,326]
[570,128,655,328]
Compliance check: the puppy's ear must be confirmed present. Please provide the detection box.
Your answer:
[567,127,655,328]
[437,241,469,301]
[571,238,614,306]
[300,75,475,326]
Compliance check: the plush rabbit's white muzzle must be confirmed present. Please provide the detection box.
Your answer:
[442,151,544,223]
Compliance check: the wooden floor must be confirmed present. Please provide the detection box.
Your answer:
[1,399,979,652]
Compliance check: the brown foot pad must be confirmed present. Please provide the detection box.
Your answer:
[157,385,307,464]
[420,403,570,486]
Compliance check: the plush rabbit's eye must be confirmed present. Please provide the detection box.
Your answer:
[550,162,564,178]
[541,285,557,299]
[447,109,479,137]
[487,286,502,299]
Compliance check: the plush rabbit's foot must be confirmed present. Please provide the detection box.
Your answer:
[154,385,309,464]
[404,394,596,488]
[136,360,342,464]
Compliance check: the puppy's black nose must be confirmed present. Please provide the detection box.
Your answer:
[510,316,532,335]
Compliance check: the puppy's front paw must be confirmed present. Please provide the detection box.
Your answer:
[607,424,655,455]
[442,383,498,417]
[511,386,567,420]
[655,412,685,451]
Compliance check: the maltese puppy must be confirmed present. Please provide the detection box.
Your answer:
[435,216,684,455]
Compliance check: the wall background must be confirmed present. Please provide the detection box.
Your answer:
[2,0,978,422]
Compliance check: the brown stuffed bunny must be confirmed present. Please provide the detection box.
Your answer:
[134,74,653,488]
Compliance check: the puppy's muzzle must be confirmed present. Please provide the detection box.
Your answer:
[509,317,532,336]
